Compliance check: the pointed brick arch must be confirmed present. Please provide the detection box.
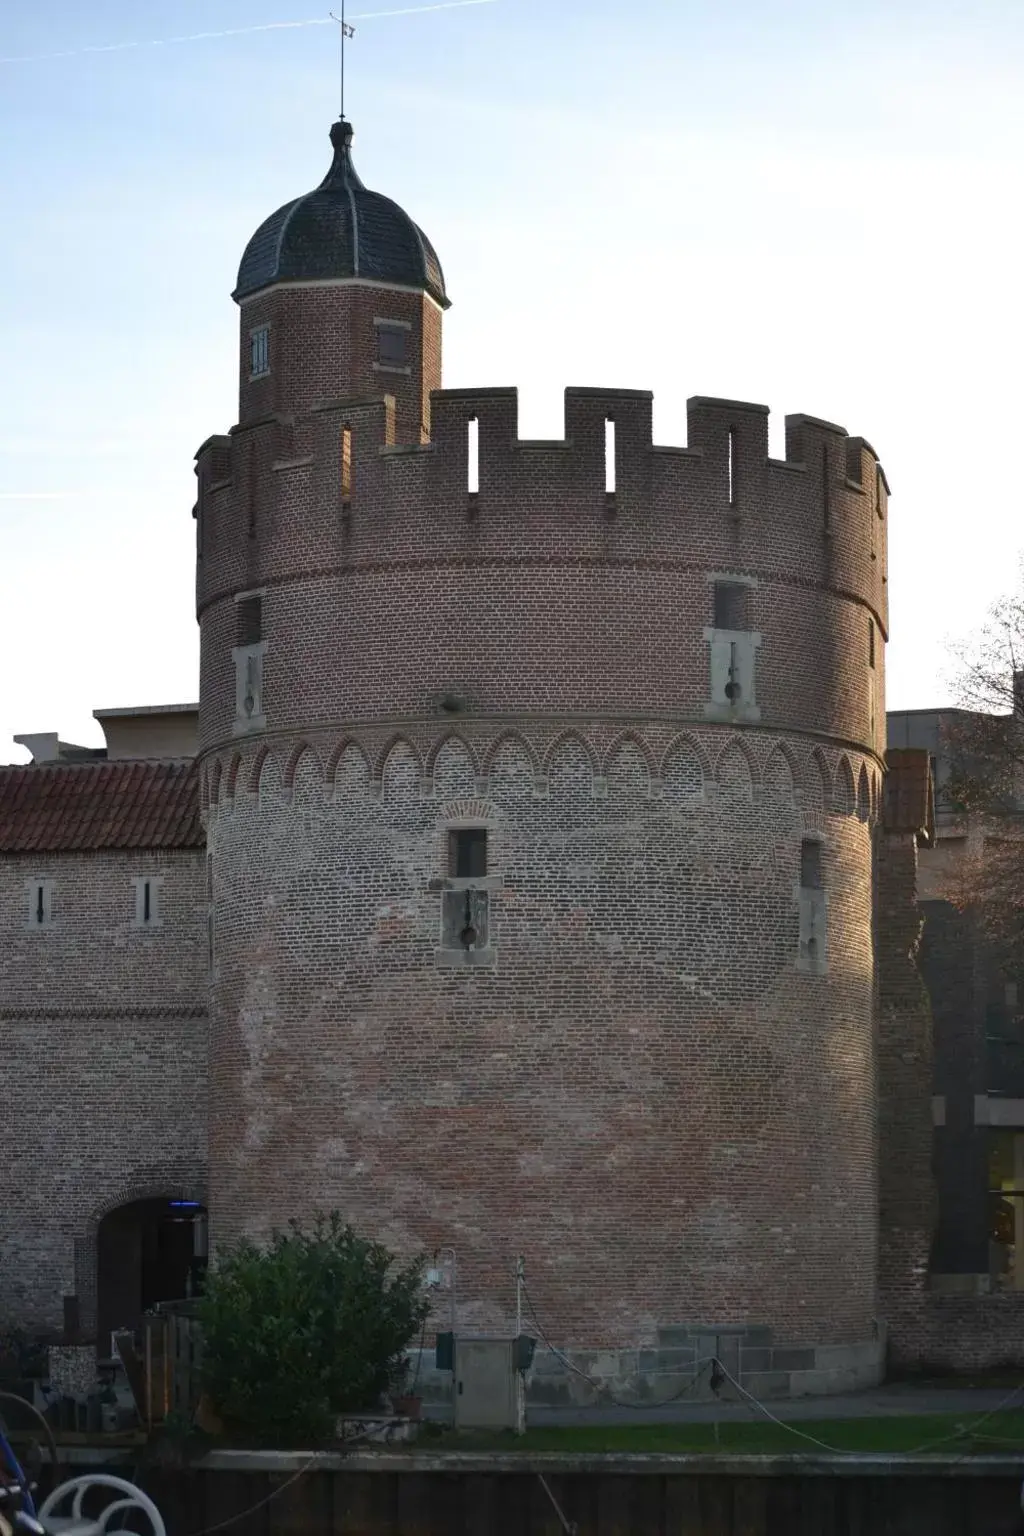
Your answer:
[425,732,480,778]
[808,747,832,810]
[602,731,656,785]
[542,730,599,779]
[209,758,222,807]
[247,744,271,796]
[283,741,323,793]
[224,752,243,801]
[481,730,540,778]
[857,762,871,822]
[715,736,758,796]
[326,738,371,792]
[374,734,425,782]
[660,733,711,790]
[834,754,856,816]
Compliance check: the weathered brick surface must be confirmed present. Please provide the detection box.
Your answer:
[0,850,208,1330]
[205,728,879,1348]
[193,212,890,1365]
[237,284,441,444]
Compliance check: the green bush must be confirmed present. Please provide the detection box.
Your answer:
[197,1212,428,1446]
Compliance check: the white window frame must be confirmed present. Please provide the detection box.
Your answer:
[703,572,761,722]
[795,836,828,975]
[25,878,55,929]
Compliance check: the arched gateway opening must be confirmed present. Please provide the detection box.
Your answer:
[96,1199,207,1348]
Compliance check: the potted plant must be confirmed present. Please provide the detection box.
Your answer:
[388,1356,422,1421]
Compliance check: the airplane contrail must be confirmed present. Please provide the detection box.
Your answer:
[0,0,496,65]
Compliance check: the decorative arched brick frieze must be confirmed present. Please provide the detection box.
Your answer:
[73,1158,208,1335]
[282,740,323,797]
[481,730,540,779]
[763,739,802,801]
[834,754,856,817]
[542,730,599,780]
[602,731,657,794]
[224,751,243,802]
[856,762,872,823]
[326,738,371,794]
[659,733,711,796]
[247,743,271,796]
[424,731,480,778]
[209,758,223,809]
[808,746,832,810]
[374,734,424,785]
[714,735,760,797]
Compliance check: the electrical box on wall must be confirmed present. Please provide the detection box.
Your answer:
[449,1337,526,1432]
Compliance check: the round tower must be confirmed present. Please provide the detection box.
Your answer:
[197,119,890,1396]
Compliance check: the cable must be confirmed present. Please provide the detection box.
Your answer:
[517,1275,1024,1456]
[182,1457,320,1536]
[710,1356,1024,1460]
[520,1280,713,1411]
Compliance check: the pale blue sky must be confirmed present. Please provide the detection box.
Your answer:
[2,0,1023,758]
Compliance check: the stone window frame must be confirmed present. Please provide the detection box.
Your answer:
[795,832,828,975]
[703,570,761,723]
[25,877,55,930]
[131,875,164,930]
[232,587,267,736]
[434,810,500,970]
[249,323,270,380]
[373,316,412,377]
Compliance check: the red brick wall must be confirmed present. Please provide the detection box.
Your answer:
[204,728,880,1348]
[237,284,441,444]
[198,283,888,1351]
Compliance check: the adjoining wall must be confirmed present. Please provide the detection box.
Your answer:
[206,724,879,1365]
[0,849,209,1331]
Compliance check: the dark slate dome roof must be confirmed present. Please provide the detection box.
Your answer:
[234,120,449,307]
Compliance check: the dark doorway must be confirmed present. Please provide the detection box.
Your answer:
[96,1199,207,1351]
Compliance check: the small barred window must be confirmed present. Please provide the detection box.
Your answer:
[250,325,270,378]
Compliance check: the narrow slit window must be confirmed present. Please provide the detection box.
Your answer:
[467,417,479,495]
[340,426,352,502]
[800,839,823,890]
[28,879,53,928]
[868,619,876,669]
[250,325,270,379]
[727,427,736,506]
[822,443,830,532]
[713,580,749,632]
[449,828,488,879]
[605,419,616,495]
[236,594,262,646]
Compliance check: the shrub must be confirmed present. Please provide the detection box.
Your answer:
[197,1212,428,1446]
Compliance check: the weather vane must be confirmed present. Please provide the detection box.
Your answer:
[329,3,355,122]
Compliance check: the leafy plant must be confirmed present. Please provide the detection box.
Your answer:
[197,1212,428,1446]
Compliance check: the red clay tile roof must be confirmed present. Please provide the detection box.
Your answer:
[0,760,202,852]
[884,748,935,844]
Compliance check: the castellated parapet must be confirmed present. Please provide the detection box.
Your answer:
[196,386,888,757]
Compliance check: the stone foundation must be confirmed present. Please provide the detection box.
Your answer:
[415,1325,885,1408]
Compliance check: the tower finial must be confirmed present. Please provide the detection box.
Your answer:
[329,3,356,123]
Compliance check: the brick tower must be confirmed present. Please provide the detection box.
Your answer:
[196,118,890,1398]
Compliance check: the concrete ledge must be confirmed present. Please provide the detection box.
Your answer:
[56,1445,1024,1478]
